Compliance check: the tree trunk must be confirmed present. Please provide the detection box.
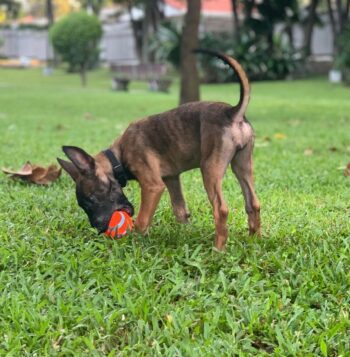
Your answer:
[243,0,255,24]
[231,0,240,40]
[46,0,56,67]
[127,3,142,61]
[46,0,54,26]
[127,0,162,64]
[267,29,274,54]
[179,0,201,105]
[80,66,87,87]
[327,0,339,56]
[285,24,294,51]
[141,1,152,63]
[264,0,274,53]
[336,0,344,31]
[303,0,319,57]
[151,0,164,32]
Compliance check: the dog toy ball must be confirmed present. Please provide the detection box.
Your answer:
[105,210,133,239]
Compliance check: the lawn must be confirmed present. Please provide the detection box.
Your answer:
[0,68,350,356]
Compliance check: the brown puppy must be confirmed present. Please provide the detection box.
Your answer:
[57,50,261,251]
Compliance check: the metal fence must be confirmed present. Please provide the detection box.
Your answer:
[0,28,53,60]
[0,17,334,65]
[0,22,139,64]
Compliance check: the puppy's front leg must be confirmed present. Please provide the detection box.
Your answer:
[135,183,165,234]
[163,175,190,224]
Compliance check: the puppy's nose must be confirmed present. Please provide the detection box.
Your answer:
[120,204,134,217]
[93,216,109,233]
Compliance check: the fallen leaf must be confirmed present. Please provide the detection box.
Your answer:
[274,133,287,140]
[345,163,350,177]
[43,165,62,183]
[165,314,173,324]
[329,147,338,152]
[255,142,270,148]
[304,148,313,156]
[55,124,67,131]
[2,162,61,185]
[84,112,94,120]
[255,136,271,148]
[52,335,64,351]
[2,161,32,176]
[288,119,301,127]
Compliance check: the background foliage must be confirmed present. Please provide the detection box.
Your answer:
[49,12,102,85]
[336,22,350,83]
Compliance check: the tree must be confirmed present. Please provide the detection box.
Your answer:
[326,0,350,57]
[113,0,165,63]
[179,0,201,105]
[336,22,350,82]
[0,0,20,19]
[302,0,320,57]
[50,12,102,86]
[46,0,54,26]
[253,0,299,53]
[150,21,181,69]
[80,0,105,16]
[234,0,321,58]
[231,0,241,40]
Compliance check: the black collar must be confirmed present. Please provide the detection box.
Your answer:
[103,149,128,187]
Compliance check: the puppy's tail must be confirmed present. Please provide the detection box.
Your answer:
[194,49,250,117]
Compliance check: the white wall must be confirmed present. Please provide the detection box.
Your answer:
[0,14,335,64]
[0,22,139,64]
[0,28,53,60]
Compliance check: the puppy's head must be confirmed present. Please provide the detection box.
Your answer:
[57,146,134,233]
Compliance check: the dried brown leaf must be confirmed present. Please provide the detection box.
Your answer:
[304,148,313,156]
[288,119,301,127]
[84,112,94,120]
[274,133,287,140]
[2,161,33,176]
[30,166,50,184]
[55,124,67,131]
[32,165,61,184]
[2,162,61,185]
[345,163,350,177]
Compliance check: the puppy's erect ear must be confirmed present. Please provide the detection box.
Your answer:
[62,146,95,176]
[57,158,80,182]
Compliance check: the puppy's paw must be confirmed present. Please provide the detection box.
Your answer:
[134,220,150,235]
[175,210,191,224]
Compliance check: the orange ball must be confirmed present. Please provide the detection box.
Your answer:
[105,210,133,239]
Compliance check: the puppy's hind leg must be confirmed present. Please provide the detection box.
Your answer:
[163,175,190,224]
[231,141,261,236]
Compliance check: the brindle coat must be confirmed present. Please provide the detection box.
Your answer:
[58,50,261,251]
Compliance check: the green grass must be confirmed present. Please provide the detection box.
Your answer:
[0,68,350,356]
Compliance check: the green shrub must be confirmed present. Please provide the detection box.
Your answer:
[198,30,301,82]
[49,12,102,86]
[150,21,181,69]
[152,22,301,83]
